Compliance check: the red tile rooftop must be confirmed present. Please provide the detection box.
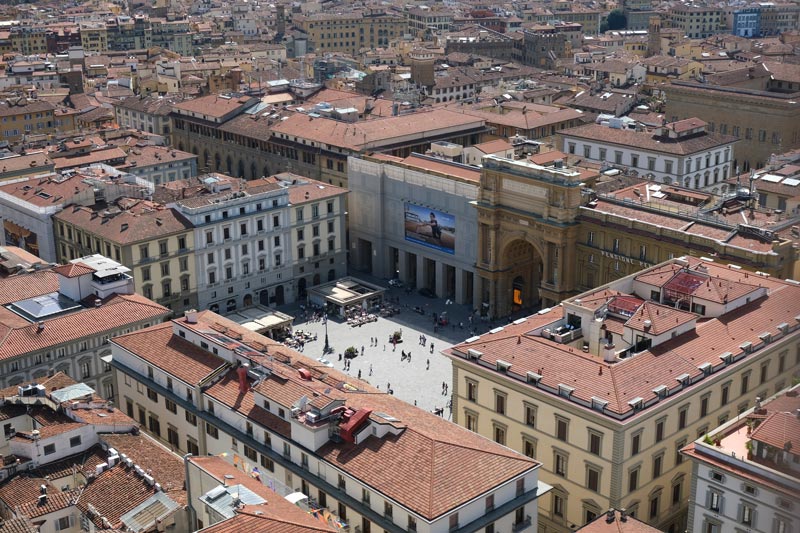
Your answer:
[122,312,541,521]
[447,258,800,419]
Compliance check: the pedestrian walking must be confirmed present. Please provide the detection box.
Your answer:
[430,343,434,354]
[426,359,430,370]
[358,369,362,379]
[369,364,373,376]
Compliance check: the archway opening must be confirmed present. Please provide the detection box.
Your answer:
[498,239,543,316]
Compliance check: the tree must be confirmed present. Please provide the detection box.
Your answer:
[602,9,627,32]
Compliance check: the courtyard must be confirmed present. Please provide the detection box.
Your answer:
[276,282,495,416]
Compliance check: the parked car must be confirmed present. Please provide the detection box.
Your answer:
[389,278,404,288]
[316,357,334,368]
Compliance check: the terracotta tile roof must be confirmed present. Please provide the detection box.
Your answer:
[34,444,108,480]
[16,489,79,518]
[270,109,485,152]
[125,145,196,169]
[189,457,335,532]
[263,174,347,205]
[0,518,37,533]
[0,153,54,174]
[448,258,800,418]
[577,510,662,532]
[0,476,51,510]
[100,434,187,505]
[112,323,227,386]
[75,465,159,528]
[0,292,169,361]
[0,172,94,207]
[0,372,78,398]
[624,301,696,335]
[204,370,292,438]
[561,122,737,156]
[53,203,192,245]
[71,404,137,427]
[52,262,95,278]
[397,155,480,182]
[201,511,335,533]
[472,139,513,154]
[51,147,128,170]
[750,411,800,452]
[172,94,255,119]
[130,314,538,520]
[682,442,797,498]
[316,395,537,520]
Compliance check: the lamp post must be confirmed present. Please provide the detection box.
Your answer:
[324,313,329,353]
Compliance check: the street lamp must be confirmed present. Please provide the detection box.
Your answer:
[324,314,329,353]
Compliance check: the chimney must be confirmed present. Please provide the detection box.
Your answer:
[37,321,45,332]
[619,509,627,522]
[605,509,615,523]
[602,343,616,363]
[237,364,249,394]
[185,310,198,324]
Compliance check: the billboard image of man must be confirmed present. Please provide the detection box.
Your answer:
[404,203,455,254]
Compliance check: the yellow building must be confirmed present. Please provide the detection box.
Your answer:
[9,27,48,55]
[575,183,795,285]
[295,10,407,56]
[0,98,57,144]
[53,203,197,315]
[446,256,800,533]
[79,22,108,52]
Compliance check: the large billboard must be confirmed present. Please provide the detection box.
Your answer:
[404,203,455,254]
[3,220,39,257]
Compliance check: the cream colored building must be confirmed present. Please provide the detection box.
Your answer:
[446,256,800,533]
[111,310,550,533]
[54,204,198,315]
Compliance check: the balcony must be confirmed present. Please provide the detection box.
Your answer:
[512,516,532,532]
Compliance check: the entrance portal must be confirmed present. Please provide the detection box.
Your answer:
[498,239,543,316]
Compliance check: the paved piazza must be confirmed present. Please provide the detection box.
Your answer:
[277,283,496,417]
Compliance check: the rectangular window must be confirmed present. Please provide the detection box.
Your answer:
[701,395,709,417]
[70,435,82,447]
[721,384,729,406]
[656,419,665,442]
[467,380,477,401]
[556,417,568,441]
[165,398,177,413]
[631,432,641,455]
[244,445,257,461]
[44,443,56,455]
[185,411,197,426]
[555,452,567,476]
[525,404,536,427]
[494,392,506,414]
[147,388,158,402]
[649,494,660,519]
[629,468,639,491]
[709,491,721,512]
[493,424,506,445]
[589,431,602,456]
[206,422,219,439]
[741,504,754,526]
[679,406,688,429]
[653,454,663,477]
[587,467,600,492]
[741,373,749,395]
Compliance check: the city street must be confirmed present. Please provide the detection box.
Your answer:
[277,283,491,417]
